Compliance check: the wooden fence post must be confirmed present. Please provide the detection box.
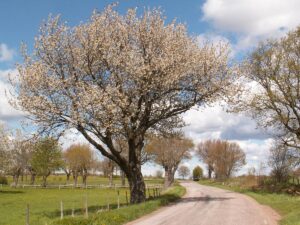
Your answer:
[117,190,120,209]
[125,191,129,205]
[60,201,64,220]
[85,195,88,218]
[26,204,30,225]
[107,197,110,211]
[71,204,75,217]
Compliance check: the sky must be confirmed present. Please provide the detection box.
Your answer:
[1,0,300,177]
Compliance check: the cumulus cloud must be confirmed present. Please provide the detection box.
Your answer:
[0,69,24,122]
[201,0,300,50]
[182,104,269,142]
[0,43,14,62]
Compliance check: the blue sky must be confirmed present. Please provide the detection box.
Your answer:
[1,0,300,176]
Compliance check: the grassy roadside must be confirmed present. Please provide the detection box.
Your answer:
[198,180,300,225]
[51,183,186,225]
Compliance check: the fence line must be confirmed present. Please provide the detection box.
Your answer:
[17,183,163,190]
[23,186,163,225]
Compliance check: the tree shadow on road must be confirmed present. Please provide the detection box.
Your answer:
[180,196,233,203]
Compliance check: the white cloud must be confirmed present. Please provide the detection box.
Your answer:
[0,43,14,62]
[202,0,300,50]
[196,33,236,57]
[0,69,24,122]
[182,104,269,142]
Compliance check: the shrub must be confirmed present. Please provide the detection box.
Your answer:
[0,175,8,185]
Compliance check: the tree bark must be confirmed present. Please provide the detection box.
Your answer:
[73,171,78,187]
[127,165,146,204]
[42,173,49,187]
[164,166,175,188]
[82,168,88,186]
[208,165,213,179]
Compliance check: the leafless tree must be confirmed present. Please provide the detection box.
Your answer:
[64,143,95,186]
[197,140,246,180]
[268,143,299,183]
[145,134,193,187]
[178,165,190,179]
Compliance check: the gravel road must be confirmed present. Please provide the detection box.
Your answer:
[126,181,280,225]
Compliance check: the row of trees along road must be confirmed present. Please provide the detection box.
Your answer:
[10,5,232,203]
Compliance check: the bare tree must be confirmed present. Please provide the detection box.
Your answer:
[231,27,300,150]
[11,5,231,202]
[64,144,94,186]
[268,143,298,183]
[178,165,190,179]
[197,140,215,179]
[146,134,193,187]
[197,140,246,180]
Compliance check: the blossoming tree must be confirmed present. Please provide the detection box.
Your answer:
[12,5,231,203]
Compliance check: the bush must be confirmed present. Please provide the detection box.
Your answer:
[0,175,8,185]
[193,166,203,181]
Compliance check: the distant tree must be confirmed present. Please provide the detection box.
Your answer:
[197,140,246,180]
[193,166,203,181]
[268,143,298,183]
[155,170,163,179]
[100,158,116,186]
[0,127,34,186]
[64,144,94,186]
[196,140,215,179]
[145,134,193,187]
[11,5,232,203]
[9,130,34,186]
[178,165,190,179]
[31,138,63,187]
[0,123,11,174]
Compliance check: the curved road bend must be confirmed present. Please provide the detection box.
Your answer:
[126,181,280,225]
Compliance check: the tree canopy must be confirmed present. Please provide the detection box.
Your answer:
[11,5,232,202]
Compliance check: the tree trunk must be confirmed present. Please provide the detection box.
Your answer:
[42,175,48,187]
[12,174,20,187]
[82,168,87,186]
[30,173,36,185]
[127,165,145,204]
[66,172,70,182]
[109,171,113,187]
[73,171,78,187]
[208,165,213,179]
[164,167,175,188]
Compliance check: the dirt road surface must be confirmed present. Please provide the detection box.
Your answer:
[126,181,280,225]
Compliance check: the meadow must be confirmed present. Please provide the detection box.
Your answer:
[0,175,166,225]
[199,179,300,225]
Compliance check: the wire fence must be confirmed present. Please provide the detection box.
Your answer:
[23,186,163,225]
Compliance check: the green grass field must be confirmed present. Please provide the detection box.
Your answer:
[198,179,300,225]
[52,184,185,225]
[0,175,165,225]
